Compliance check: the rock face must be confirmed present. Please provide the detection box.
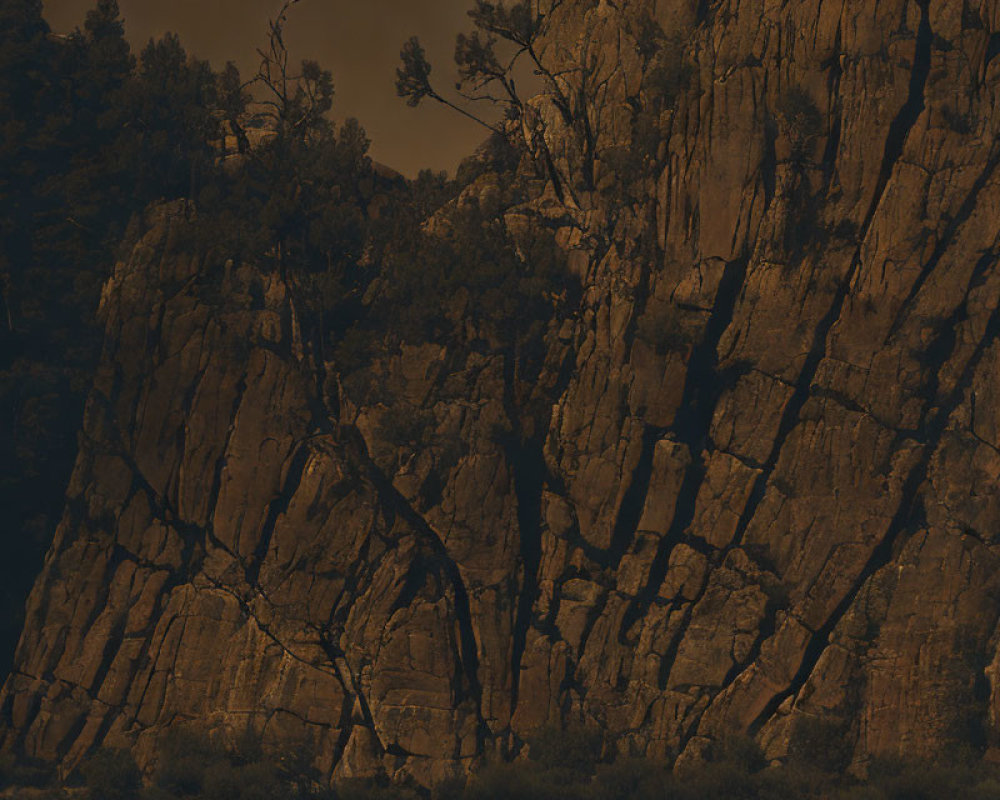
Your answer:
[5,0,1000,786]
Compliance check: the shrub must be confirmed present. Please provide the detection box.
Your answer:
[789,715,853,774]
[334,775,423,800]
[775,86,823,163]
[153,727,226,796]
[710,734,768,774]
[430,774,466,800]
[636,304,691,356]
[202,760,293,800]
[942,105,971,134]
[645,42,695,111]
[81,747,142,800]
[0,751,57,789]
[674,761,759,800]
[527,723,604,776]
[464,761,578,800]
[591,758,672,800]
[375,406,435,450]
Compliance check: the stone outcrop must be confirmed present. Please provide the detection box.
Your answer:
[5,0,1000,787]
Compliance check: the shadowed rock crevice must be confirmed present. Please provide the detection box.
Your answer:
[886,148,1000,344]
[619,253,748,644]
[607,424,665,564]
[317,636,386,758]
[344,425,486,736]
[720,0,933,561]
[865,0,932,231]
[246,443,312,586]
[751,294,1000,735]
[207,373,248,523]
[508,436,545,714]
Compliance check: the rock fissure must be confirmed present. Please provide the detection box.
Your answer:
[245,443,312,587]
[750,291,1000,735]
[508,436,545,716]
[618,252,748,645]
[342,425,487,743]
[719,0,933,562]
[886,145,1000,344]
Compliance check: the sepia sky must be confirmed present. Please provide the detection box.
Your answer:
[42,0,494,176]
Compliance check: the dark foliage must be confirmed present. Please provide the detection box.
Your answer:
[335,149,580,412]
[635,303,692,356]
[9,724,1000,799]
[82,748,142,800]
[775,85,824,164]
[0,751,57,789]
[526,724,604,776]
[0,0,132,680]
[396,37,434,108]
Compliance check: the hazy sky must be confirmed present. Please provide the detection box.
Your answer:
[42,0,493,176]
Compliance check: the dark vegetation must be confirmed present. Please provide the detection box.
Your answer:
[336,155,578,396]
[0,0,697,691]
[395,0,693,216]
[774,85,824,166]
[5,726,1000,799]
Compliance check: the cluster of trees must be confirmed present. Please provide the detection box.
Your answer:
[0,0,232,679]
[336,147,578,392]
[2,3,999,799]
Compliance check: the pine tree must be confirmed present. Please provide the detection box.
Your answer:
[0,0,53,334]
[121,33,219,202]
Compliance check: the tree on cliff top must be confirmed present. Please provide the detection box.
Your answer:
[395,0,581,203]
[396,0,691,226]
[250,0,334,141]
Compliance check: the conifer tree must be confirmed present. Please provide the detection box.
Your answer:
[0,0,53,334]
[124,33,218,202]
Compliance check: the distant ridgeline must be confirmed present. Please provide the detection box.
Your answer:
[5,0,1000,798]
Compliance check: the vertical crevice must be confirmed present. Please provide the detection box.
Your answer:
[749,274,1000,735]
[206,373,248,525]
[696,0,710,25]
[245,443,311,587]
[317,635,386,758]
[761,117,778,211]
[722,0,933,558]
[88,614,127,708]
[886,146,1000,343]
[508,435,545,715]
[863,0,932,233]
[340,424,486,745]
[624,6,932,697]
[673,10,935,722]
[618,254,749,641]
[672,255,749,449]
[820,21,844,190]
[607,424,665,564]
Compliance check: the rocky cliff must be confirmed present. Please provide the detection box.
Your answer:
[5,0,1000,787]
